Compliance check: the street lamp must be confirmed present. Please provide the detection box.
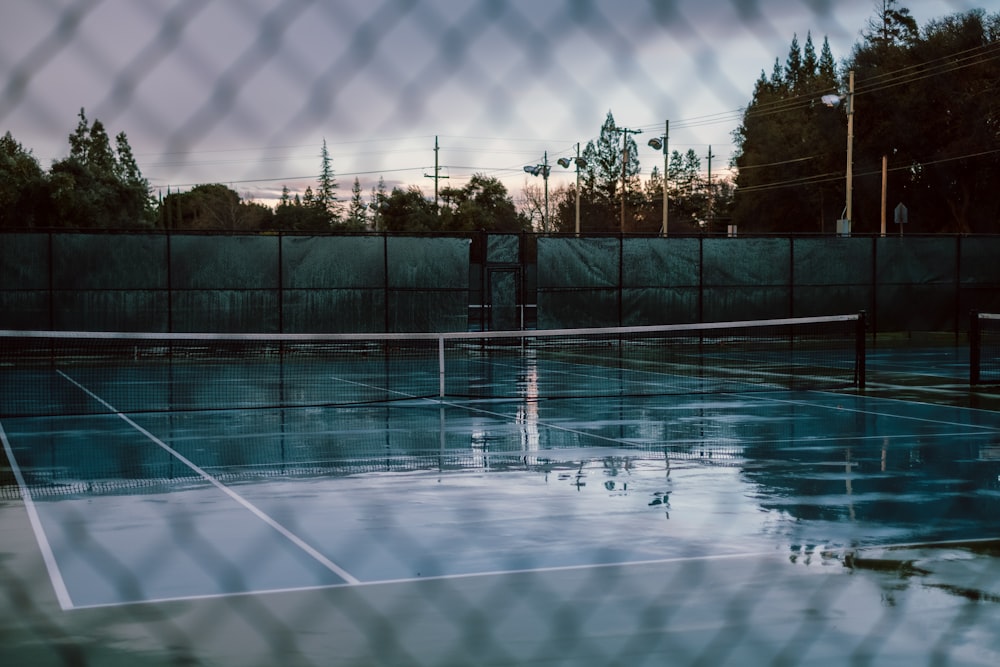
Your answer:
[647,120,669,237]
[524,151,551,232]
[822,69,855,236]
[558,144,587,235]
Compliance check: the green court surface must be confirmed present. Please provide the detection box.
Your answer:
[2,337,1000,666]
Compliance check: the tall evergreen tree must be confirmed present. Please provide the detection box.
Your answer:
[580,111,641,232]
[346,177,367,230]
[800,33,819,91]
[732,34,845,233]
[785,34,803,91]
[316,138,339,224]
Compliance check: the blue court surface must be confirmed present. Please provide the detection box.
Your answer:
[2,342,1000,666]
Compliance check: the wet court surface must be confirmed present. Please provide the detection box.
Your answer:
[3,345,1000,665]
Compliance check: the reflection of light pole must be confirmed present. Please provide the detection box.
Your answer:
[558,144,588,235]
[822,69,854,235]
[524,151,551,232]
[647,120,669,236]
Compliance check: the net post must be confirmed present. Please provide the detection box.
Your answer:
[438,335,446,398]
[856,311,867,389]
[970,310,980,385]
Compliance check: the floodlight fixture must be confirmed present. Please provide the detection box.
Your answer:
[557,157,572,169]
[821,94,842,108]
[647,121,669,236]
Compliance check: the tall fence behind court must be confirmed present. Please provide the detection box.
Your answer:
[3,231,1000,337]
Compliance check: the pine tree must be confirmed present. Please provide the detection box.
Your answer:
[733,33,844,232]
[346,177,367,230]
[68,108,90,162]
[86,120,116,179]
[583,111,623,205]
[316,138,339,224]
[801,33,819,91]
[818,37,837,86]
[114,131,152,224]
[785,34,803,92]
[580,111,642,232]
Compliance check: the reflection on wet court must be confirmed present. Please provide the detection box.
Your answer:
[3,320,1000,666]
[5,385,1000,608]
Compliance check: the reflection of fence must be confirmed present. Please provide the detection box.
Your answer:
[3,231,1000,335]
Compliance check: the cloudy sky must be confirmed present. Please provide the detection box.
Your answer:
[0,0,982,203]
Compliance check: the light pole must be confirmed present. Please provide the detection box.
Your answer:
[557,144,587,236]
[647,120,669,237]
[822,69,855,235]
[524,152,551,232]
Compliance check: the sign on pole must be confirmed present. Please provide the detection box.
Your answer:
[894,203,908,236]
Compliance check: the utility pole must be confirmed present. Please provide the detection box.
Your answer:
[661,121,668,237]
[880,154,887,237]
[575,144,582,236]
[424,136,448,214]
[615,127,642,233]
[821,69,855,236]
[706,145,715,228]
[846,70,855,232]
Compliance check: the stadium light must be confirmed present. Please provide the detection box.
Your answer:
[524,152,551,232]
[558,145,588,236]
[647,120,669,236]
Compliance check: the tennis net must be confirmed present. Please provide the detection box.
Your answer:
[970,311,1000,385]
[0,313,866,418]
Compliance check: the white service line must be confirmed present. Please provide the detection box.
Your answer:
[56,370,360,586]
[0,420,76,610]
[751,390,1000,432]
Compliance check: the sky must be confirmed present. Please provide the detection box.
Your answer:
[0,0,984,206]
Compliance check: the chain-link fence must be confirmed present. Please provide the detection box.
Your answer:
[3,2,999,666]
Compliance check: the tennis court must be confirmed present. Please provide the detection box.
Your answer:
[3,316,1000,665]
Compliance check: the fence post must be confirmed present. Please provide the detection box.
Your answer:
[970,310,980,385]
[857,310,867,389]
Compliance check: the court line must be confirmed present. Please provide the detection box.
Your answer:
[55,370,361,587]
[66,548,791,609]
[753,391,1000,432]
[64,534,1000,610]
[0,420,76,610]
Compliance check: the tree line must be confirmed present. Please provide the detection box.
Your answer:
[2,3,996,235]
[734,3,1000,234]
[0,106,732,235]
